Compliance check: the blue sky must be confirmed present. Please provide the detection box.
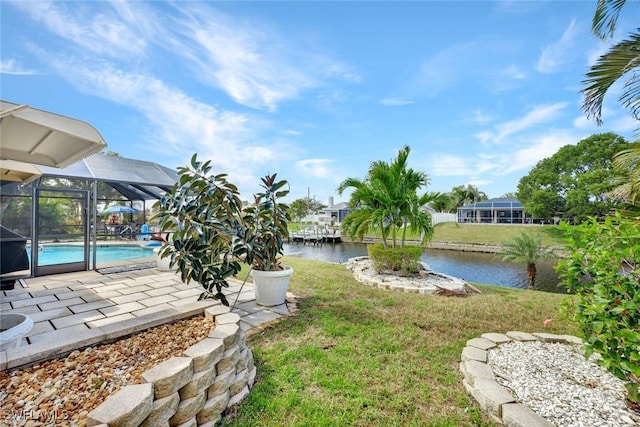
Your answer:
[2,1,637,205]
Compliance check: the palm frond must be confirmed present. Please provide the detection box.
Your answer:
[592,0,628,39]
[582,31,640,125]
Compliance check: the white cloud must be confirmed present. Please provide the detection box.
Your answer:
[468,179,494,188]
[295,159,334,179]
[428,155,472,177]
[501,130,577,174]
[418,40,489,96]
[502,64,527,80]
[12,1,149,59]
[170,3,357,111]
[0,59,37,75]
[610,115,639,134]
[536,19,579,73]
[35,50,300,194]
[431,129,584,193]
[494,103,568,141]
[474,154,499,174]
[586,42,608,67]
[475,131,494,145]
[379,98,414,106]
[490,64,528,92]
[573,115,596,130]
[470,109,493,125]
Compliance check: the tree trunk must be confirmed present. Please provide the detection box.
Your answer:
[380,224,388,249]
[527,263,537,290]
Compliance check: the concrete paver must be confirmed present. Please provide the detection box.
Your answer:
[109,292,148,305]
[51,310,104,329]
[100,301,146,316]
[69,300,116,314]
[40,297,85,311]
[1,266,291,371]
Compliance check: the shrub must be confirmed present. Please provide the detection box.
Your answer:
[557,213,640,403]
[367,243,423,276]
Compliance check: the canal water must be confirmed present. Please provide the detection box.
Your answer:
[283,241,565,294]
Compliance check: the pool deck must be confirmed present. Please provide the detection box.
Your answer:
[0,266,293,371]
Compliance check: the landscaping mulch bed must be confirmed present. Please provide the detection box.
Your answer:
[0,315,214,426]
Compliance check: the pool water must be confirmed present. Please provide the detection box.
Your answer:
[27,245,155,266]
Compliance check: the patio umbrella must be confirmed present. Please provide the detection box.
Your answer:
[0,159,42,184]
[102,206,138,214]
[0,100,107,168]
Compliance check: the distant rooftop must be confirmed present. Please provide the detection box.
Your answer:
[458,197,523,209]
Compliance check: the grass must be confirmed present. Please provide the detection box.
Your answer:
[431,223,567,247]
[226,257,577,426]
[319,221,567,249]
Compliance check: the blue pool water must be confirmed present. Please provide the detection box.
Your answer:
[27,245,155,266]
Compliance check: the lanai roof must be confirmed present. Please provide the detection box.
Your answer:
[458,197,523,210]
[37,153,177,200]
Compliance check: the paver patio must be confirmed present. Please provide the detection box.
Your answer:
[0,266,290,371]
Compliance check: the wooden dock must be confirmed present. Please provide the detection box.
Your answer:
[289,230,342,245]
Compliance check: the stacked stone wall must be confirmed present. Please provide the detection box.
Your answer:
[87,306,255,426]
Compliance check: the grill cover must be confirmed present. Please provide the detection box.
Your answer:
[0,225,29,275]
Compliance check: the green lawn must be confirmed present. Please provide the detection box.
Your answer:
[226,257,576,426]
[431,223,567,248]
[322,221,567,250]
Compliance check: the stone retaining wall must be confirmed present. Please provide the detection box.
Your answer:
[428,241,503,253]
[460,331,582,427]
[87,306,255,427]
[346,256,468,295]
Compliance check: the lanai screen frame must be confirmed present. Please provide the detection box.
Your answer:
[0,153,177,274]
[457,198,529,224]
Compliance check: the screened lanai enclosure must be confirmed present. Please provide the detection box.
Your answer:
[0,153,177,280]
[457,197,534,224]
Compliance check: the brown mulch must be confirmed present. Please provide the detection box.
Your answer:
[0,315,214,426]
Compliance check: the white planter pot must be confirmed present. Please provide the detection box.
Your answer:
[0,313,33,351]
[154,248,175,271]
[251,266,294,307]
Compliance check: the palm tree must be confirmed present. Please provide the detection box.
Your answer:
[611,142,640,206]
[582,0,640,211]
[449,184,488,212]
[499,232,554,290]
[429,193,452,212]
[582,0,640,127]
[337,145,436,249]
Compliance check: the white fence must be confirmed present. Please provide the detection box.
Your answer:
[431,212,457,225]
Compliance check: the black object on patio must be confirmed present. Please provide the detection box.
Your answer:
[0,225,29,290]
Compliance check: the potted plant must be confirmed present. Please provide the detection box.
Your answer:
[243,174,294,306]
[153,154,249,306]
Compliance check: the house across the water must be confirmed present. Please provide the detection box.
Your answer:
[457,197,533,224]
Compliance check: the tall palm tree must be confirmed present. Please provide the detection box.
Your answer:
[337,145,436,249]
[582,0,640,210]
[499,232,554,290]
[337,172,394,248]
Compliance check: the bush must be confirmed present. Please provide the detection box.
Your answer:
[557,213,640,403]
[367,243,423,276]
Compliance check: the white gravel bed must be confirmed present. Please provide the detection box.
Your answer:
[488,340,639,426]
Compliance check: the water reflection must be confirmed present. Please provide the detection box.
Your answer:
[283,242,565,294]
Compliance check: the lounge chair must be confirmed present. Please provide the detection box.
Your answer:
[136,223,152,241]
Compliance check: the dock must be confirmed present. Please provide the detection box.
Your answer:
[289,229,342,245]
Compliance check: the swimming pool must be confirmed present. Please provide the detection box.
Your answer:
[27,245,156,266]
